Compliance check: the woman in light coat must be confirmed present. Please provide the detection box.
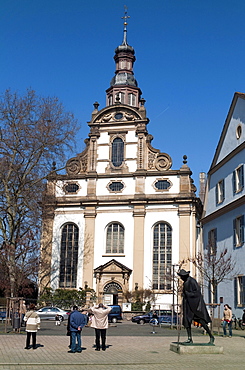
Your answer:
[91,303,112,351]
[24,303,40,349]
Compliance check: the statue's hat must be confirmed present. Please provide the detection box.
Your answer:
[177,269,190,276]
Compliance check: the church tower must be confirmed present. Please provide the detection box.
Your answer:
[40,10,202,309]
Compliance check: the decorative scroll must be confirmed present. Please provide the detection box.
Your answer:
[66,158,81,175]
[155,153,172,171]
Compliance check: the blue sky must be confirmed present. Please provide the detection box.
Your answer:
[1,0,245,191]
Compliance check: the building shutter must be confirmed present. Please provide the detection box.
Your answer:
[242,276,245,305]
[241,215,245,245]
[241,165,244,190]
[222,179,225,201]
[233,218,237,249]
[234,278,238,308]
[232,170,236,194]
[215,184,218,204]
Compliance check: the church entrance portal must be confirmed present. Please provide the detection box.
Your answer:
[103,282,122,305]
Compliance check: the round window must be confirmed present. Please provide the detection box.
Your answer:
[236,124,242,139]
[114,113,123,120]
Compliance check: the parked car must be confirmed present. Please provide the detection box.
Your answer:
[36,307,69,321]
[131,310,177,325]
[108,305,122,323]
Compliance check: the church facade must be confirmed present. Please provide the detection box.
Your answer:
[39,23,202,308]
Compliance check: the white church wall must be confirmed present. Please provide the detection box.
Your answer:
[93,206,134,275]
[144,175,180,194]
[56,180,87,197]
[96,177,135,196]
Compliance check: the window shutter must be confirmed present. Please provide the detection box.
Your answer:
[242,276,245,305]
[234,278,238,308]
[208,281,211,304]
[222,179,225,201]
[241,165,244,190]
[215,184,218,204]
[207,230,211,250]
[241,215,245,245]
[233,218,237,248]
[232,170,236,194]
[214,228,217,254]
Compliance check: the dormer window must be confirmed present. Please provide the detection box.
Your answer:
[111,138,124,167]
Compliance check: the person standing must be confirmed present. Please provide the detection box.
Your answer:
[91,303,112,351]
[24,303,40,350]
[222,304,233,337]
[68,306,87,353]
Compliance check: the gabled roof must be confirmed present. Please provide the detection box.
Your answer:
[209,92,245,172]
[94,259,132,274]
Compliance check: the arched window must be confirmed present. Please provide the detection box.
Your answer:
[106,223,124,254]
[59,223,78,288]
[152,222,172,290]
[118,92,125,104]
[111,138,124,167]
[128,93,136,106]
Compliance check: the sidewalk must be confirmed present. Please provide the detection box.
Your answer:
[0,332,244,369]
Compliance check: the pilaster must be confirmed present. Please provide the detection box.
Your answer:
[132,205,146,289]
[83,206,97,289]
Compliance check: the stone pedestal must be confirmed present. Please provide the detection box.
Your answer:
[170,342,223,355]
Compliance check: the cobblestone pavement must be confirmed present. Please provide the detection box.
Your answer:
[0,330,245,370]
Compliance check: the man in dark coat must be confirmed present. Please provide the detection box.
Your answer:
[177,269,214,344]
[68,306,87,353]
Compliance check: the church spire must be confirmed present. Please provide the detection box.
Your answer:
[106,7,142,108]
[122,5,130,45]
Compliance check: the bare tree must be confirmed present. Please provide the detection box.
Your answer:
[189,248,237,305]
[0,89,78,297]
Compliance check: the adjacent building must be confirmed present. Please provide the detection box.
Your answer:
[202,92,245,317]
[39,21,202,308]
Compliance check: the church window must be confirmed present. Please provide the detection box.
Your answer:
[108,181,124,192]
[128,93,136,106]
[154,180,171,191]
[152,222,172,290]
[111,138,124,167]
[106,223,124,254]
[118,92,125,104]
[108,95,113,106]
[59,223,78,288]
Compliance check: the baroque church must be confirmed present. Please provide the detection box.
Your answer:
[39,16,202,308]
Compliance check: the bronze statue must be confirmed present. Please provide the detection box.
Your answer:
[177,269,214,345]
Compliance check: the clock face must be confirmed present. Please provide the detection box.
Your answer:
[114,113,123,120]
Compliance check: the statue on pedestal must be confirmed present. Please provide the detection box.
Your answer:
[177,269,214,345]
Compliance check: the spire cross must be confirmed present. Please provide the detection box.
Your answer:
[121,5,130,44]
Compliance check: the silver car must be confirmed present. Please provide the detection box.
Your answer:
[36,306,69,321]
